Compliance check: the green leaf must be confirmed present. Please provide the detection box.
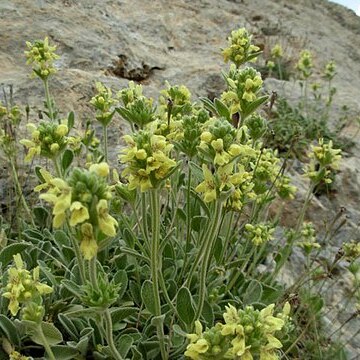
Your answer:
[0,243,31,269]
[150,314,165,328]
[61,280,82,298]
[30,322,63,346]
[50,345,79,360]
[67,111,75,129]
[199,97,217,115]
[114,269,128,301]
[38,260,59,286]
[61,149,74,173]
[176,287,195,326]
[117,334,133,358]
[214,98,230,120]
[64,306,102,319]
[33,206,50,226]
[35,165,45,183]
[242,95,269,119]
[191,216,207,232]
[243,280,263,304]
[141,280,156,315]
[58,314,79,341]
[111,307,138,324]
[0,315,20,346]
[202,300,214,325]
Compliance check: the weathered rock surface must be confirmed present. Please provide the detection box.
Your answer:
[1,0,360,357]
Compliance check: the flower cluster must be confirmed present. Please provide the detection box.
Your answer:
[244,113,267,141]
[2,254,53,316]
[25,37,59,80]
[306,138,341,184]
[174,109,209,157]
[117,81,155,128]
[81,273,121,308]
[90,82,116,126]
[275,176,297,200]
[296,50,313,79]
[222,28,260,67]
[244,223,275,246]
[297,222,320,254]
[323,60,336,81]
[37,164,117,260]
[251,148,281,195]
[119,131,177,191]
[343,241,360,261]
[222,66,263,116]
[0,103,21,157]
[185,303,291,359]
[20,122,68,161]
[271,44,283,59]
[9,351,30,360]
[198,119,241,166]
[195,162,254,207]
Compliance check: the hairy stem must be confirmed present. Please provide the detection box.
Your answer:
[149,189,167,359]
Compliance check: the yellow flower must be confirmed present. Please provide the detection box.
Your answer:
[2,291,20,316]
[96,199,118,236]
[9,351,30,360]
[80,223,98,260]
[50,143,60,154]
[211,138,231,166]
[89,162,110,177]
[40,178,72,228]
[69,201,90,226]
[195,165,217,202]
[34,168,53,192]
[184,338,209,359]
[55,124,69,137]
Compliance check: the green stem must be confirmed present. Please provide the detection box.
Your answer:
[37,324,56,360]
[149,189,167,360]
[69,229,86,285]
[178,166,192,281]
[195,201,223,320]
[89,256,98,289]
[10,159,34,226]
[218,211,233,265]
[43,78,55,122]
[141,193,149,242]
[53,157,62,178]
[104,308,124,360]
[103,125,108,163]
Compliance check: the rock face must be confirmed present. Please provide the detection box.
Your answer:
[1,0,360,357]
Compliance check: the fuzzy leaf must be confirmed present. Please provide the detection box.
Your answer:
[30,322,63,346]
[176,287,195,326]
[50,345,79,360]
[61,149,74,173]
[141,280,156,315]
[0,315,20,346]
[0,243,31,269]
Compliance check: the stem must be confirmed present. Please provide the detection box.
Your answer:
[178,166,192,280]
[149,189,167,360]
[89,256,98,289]
[104,308,124,360]
[53,157,62,178]
[218,211,234,265]
[37,324,56,360]
[69,229,86,285]
[43,78,55,122]
[141,193,149,242]
[195,201,223,320]
[103,125,108,163]
[9,159,34,226]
